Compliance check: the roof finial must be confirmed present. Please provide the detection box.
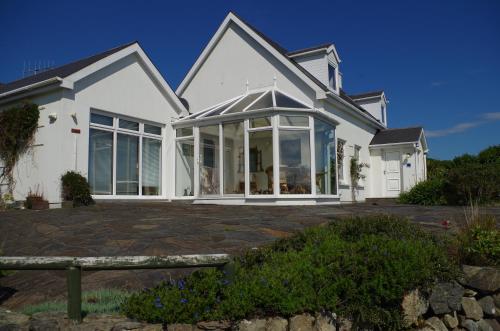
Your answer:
[273,74,277,88]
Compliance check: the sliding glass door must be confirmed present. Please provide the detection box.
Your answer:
[116,134,139,195]
[142,138,162,195]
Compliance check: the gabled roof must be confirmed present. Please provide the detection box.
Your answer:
[287,43,341,64]
[176,12,384,129]
[0,42,187,114]
[350,90,384,100]
[370,127,423,145]
[0,42,136,95]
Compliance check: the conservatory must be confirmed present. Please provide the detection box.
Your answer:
[173,88,339,204]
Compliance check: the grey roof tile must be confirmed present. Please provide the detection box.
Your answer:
[0,41,137,95]
[370,127,423,145]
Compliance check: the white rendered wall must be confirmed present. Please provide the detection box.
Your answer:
[0,91,65,204]
[180,23,318,113]
[355,98,386,126]
[368,143,426,198]
[2,53,181,204]
[294,53,328,87]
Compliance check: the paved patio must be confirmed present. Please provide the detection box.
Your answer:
[1,201,499,309]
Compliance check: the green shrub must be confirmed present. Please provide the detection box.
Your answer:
[122,216,458,330]
[398,179,446,205]
[61,171,94,207]
[443,162,500,205]
[456,213,499,267]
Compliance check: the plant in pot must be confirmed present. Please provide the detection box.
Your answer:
[25,186,49,210]
[61,171,94,207]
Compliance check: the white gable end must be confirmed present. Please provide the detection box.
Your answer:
[179,22,318,113]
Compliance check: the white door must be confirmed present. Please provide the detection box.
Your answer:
[384,151,401,197]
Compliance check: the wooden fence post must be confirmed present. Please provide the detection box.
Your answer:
[66,266,82,322]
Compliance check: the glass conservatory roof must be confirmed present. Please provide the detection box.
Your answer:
[177,88,313,122]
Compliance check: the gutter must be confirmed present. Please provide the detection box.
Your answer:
[0,77,64,100]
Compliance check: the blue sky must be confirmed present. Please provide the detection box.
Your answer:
[1,0,499,159]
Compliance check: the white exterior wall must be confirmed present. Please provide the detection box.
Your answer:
[321,101,377,202]
[180,23,318,113]
[1,53,181,204]
[355,98,387,126]
[369,139,427,198]
[294,53,328,87]
[0,91,65,204]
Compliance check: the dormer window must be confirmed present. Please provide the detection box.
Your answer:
[328,64,337,91]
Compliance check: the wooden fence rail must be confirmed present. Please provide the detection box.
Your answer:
[0,254,231,322]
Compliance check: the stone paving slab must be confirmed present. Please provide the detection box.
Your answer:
[0,201,499,310]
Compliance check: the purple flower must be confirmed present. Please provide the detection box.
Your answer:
[221,279,230,286]
[178,279,186,290]
[154,297,163,309]
[180,298,188,304]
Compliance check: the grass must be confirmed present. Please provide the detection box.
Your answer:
[21,288,132,316]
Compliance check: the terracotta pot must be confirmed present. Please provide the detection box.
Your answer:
[30,199,49,210]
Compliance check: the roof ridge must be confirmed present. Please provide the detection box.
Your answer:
[349,90,384,99]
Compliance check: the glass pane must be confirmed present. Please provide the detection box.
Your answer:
[119,119,139,131]
[274,91,309,108]
[88,129,113,194]
[249,117,272,128]
[315,119,337,195]
[175,139,194,196]
[224,92,263,114]
[249,130,273,195]
[223,122,245,195]
[199,125,220,195]
[90,113,113,126]
[142,138,162,195]
[144,124,162,135]
[279,130,311,194]
[247,91,274,111]
[280,115,309,127]
[176,127,193,137]
[116,134,139,195]
[205,98,241,116]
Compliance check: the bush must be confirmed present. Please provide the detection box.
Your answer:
[401,145,500,206]
[456,210,499,267]
[443,162,499,205]
[398,178,446,205]
[61,171,94,207]
[122,216,458,330]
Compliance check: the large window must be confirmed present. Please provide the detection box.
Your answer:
[199,125,220,196]
[315,119,337,195]
[88,112,162,196]
[116,134,139,195]
[175,128,194,197]
[223,122,244,195]
[279,115,311,194]
[89,129,113,194]
[249,130,273,195]
[142,138,162,195]
[328,64,337,91]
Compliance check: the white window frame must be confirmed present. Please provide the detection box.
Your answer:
[174,126,195,199]
[89,109,163,198]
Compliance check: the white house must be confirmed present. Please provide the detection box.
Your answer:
[0,12,428,207]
